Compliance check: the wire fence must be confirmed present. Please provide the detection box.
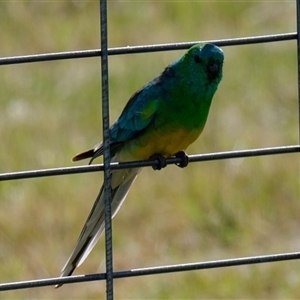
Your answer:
[0,1,299,299]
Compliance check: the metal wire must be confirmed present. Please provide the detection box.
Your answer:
[297,1,300,140]
[99,1,114,299]
[0,2,299,299]
[0,32,296,66]
[0,251,299,291]
[0,145,299,182]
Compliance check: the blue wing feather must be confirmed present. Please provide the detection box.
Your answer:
[110,79,160,142]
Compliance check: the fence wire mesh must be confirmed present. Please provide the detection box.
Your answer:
[0,1,299,299]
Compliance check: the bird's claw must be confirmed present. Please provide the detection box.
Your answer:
[150,153,167,170]
[175,151,189,168]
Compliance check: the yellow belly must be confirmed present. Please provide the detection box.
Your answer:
[119,127,203,161]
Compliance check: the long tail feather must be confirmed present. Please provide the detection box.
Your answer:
[56,166,141,288]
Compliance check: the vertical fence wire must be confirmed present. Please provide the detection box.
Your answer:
[99,0,114,299]
[297,0,300,143]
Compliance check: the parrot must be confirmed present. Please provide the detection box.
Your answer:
[58,43,224,285]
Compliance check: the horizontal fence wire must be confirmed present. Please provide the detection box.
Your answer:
[0,251,300,291]
[0,145,299,182]
[0,32,297,65]
[0,4,300,295]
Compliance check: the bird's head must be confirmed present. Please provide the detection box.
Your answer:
[180,43,224,87]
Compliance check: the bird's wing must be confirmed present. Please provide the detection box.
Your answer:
[72,85,160,162]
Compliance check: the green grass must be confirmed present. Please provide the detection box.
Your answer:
[0,1,299,299]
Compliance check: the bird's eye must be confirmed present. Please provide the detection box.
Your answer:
[194,55,202,64]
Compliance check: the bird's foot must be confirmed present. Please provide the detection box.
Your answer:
[174,151,189,168]
[150,153,167,170]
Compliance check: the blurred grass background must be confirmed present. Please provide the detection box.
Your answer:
[0,1,299,299]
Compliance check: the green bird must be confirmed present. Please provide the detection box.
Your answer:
[58,43,224,283]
